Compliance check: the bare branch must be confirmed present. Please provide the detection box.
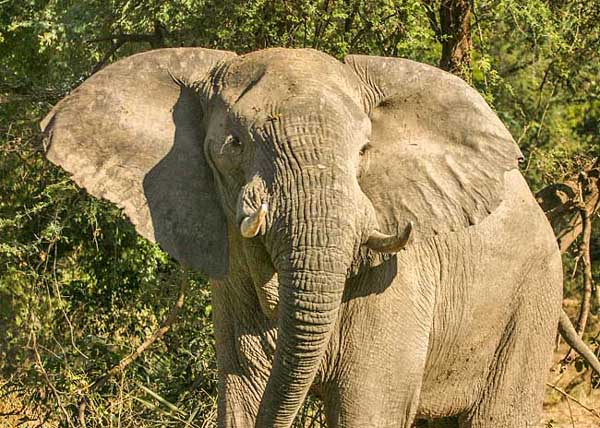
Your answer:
[31,332,75,427]
[88,21,168,75]
[78,271,188,427]
[575,190,594,336]
[546,383,600,419]
[536,158,600,253]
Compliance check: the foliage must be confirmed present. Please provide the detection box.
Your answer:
[0,0,598,426]
[472,0,599,186]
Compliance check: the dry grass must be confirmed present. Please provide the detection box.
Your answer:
[1,303,597,428]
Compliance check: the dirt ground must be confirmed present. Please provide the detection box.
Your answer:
[540,300,599,428]
[540,325,600,427]
[541,348,600,428]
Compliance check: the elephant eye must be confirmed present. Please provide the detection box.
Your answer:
[225,135,242,148]
[359,142,371,156]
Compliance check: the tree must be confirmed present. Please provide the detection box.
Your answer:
[422,0,473,81]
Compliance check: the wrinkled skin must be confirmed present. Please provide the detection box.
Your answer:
[41,48,597,428]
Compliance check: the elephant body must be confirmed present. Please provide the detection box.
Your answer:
[215,170,562,427]
[41,47,598,427]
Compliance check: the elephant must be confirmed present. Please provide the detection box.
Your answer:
[40,47,600,428]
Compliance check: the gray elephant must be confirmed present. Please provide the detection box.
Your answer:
[41,48,599,428]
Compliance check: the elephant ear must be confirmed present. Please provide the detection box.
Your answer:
[41,48,236,278]
[344,55,523,240]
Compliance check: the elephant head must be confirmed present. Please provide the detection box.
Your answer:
[41,47,522,426]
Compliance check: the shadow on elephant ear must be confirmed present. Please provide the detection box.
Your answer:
[142,85,228,278]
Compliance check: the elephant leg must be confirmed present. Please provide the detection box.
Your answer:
[459,327,552,428]
[213,285,276,427]
[321,327,429,428]
[218,375,261,427]
[323,273,435,427]
[216,328,276,427]
[216,323,278,428]
[324,374,424,428]
[461,267,561,428]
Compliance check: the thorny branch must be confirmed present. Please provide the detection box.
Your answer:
[77,272,188,427]
[31,332,75,428]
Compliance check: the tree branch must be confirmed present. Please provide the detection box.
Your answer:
[537,159,599,365]
[89,40,126,75]
[575,193,594,336]
[31,332,75,427]
[536,158,600,253]
[421,0,442,41]
[438,0,473,82]
[78,272,188,427]
[87,21,167,75]
[546,382,600,419]
[421,0,473,82]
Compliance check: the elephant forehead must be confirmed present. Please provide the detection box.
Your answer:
[217,48,363,107]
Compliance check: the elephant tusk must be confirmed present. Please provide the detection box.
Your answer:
[365,221,413,253]
[240,203,268,238]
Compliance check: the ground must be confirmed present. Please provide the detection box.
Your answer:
[540,300,600,428]
[1,304,598,427]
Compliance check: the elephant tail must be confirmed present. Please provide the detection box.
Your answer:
[558,309,600,375]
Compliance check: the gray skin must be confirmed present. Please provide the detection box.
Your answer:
[41,48,600,428]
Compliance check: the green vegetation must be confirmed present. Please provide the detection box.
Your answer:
[1,1,598,426]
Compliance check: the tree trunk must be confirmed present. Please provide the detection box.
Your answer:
[422,0,473,82]
[439,0,472,81]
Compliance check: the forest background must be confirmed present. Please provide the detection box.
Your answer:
[1,0,599,427]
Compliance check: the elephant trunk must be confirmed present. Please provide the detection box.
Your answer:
[256,185,355,427]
